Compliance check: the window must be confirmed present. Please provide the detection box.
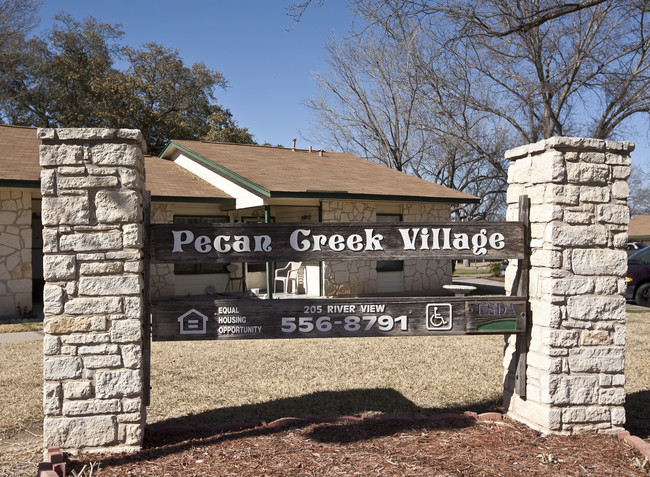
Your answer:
[173,215,229,274]
[376,214,403,272]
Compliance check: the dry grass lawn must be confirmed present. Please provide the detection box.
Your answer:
[0,312,648,468]
[622,311,650,438]
[146,334,506,427]
[0,322,43,333]
[0,341,43,434]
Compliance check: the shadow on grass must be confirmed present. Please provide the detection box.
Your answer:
[143,389,501,446]
[625,389,650,439]
[146,387,502,444]
[142,386,650,445]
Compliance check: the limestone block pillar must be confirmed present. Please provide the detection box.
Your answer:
[504,137,631,434]
[39,128,147,453]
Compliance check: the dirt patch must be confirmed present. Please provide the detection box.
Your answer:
[67,415,650,476]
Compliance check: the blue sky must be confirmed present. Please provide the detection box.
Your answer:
[37,0,354,149]
[36,1,650,165]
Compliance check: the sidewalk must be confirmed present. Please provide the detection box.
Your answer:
[0,330,45,343]
[452,276,505,294]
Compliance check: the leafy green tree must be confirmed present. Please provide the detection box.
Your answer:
[202,108,255,145]
[0,0,41,104]
[3,14,124,127]
[1,14,254,153]
[118,42,248,153]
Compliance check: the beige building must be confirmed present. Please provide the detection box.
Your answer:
[0,125,477,318]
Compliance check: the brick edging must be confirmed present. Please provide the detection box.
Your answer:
[618,431,650,460]
[37,446,65,477]
[259,410,506,430]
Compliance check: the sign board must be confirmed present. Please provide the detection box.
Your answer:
[148,213,530,343]
[151,296,527,341]
[149,221,525,263]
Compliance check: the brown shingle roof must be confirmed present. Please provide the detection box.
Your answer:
[0,126,477,203]
[167,140,478,203]
[0,125,231,201]
[629,215,650,239]
[145,155,232,200]
[0,124,41,183]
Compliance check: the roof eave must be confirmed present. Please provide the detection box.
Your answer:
[161,141,271,198]
[269,191,480,204]
[0,179,41,189]
[151,195,236,204]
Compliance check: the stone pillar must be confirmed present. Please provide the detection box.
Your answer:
[39,128,147,453]
[503,137,631,434]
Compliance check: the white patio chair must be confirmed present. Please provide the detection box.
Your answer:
[273,261,302,294]
[225,263,245,293]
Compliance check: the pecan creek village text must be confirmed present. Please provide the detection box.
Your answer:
[171,227,507,256]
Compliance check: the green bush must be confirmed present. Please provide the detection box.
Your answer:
[488,261,502,276]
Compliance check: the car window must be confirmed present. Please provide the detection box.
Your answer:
[629,246,650,264]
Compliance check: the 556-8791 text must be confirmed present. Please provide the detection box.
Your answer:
[281,314,408,334]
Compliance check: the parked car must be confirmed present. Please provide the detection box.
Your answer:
[626,246,650,307]
[627,241,647,256]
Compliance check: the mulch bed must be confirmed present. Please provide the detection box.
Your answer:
[67,414,650,476]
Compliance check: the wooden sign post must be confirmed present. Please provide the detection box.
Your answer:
[148,217,529,342]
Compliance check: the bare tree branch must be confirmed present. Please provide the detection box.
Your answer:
[286,0,325,26]
[304,0,650,218]
[461,0,612,37]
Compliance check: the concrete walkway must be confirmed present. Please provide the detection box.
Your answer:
[452,276,506,294]
[0,330,45,343]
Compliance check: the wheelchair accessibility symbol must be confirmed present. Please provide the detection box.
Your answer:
[426,303,453,331]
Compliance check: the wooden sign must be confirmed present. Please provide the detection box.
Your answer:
[151,296,527,341]
[149,221,526,263]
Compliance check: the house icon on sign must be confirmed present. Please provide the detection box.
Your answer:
[178,309,208,335]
